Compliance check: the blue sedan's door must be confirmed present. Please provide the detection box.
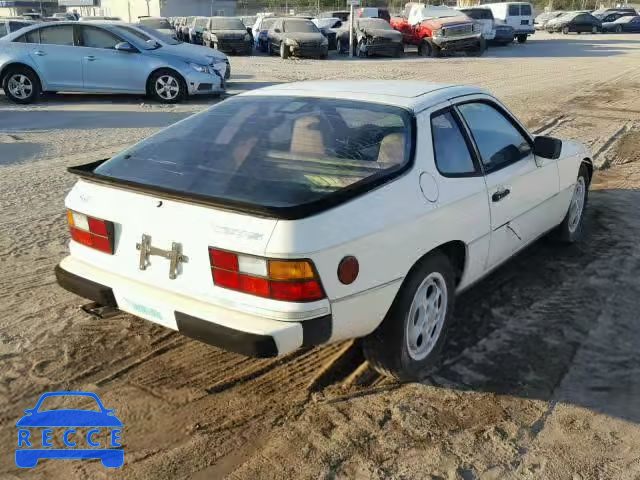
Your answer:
[78,25,146,93]
[27,25,83,89]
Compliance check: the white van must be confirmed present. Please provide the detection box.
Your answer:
[482,2,534,43]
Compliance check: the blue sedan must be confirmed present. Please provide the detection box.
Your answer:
[602,15,640,32]
[0,21,227,104]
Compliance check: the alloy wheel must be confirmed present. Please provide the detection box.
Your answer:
[7,74,33,100]
[568,176,586,233]
[405,272,448,361]
[155,75,180,100]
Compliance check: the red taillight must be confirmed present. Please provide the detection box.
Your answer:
[209,248,325,302]
[67,210,114,254]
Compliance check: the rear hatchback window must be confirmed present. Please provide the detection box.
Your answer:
[508,5,520,15]
[94,96,413,213]
[520,4,532,15]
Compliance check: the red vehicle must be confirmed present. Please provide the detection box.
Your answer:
[391,4,484,57]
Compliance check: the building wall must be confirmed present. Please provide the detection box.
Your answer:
[78,0,237,21]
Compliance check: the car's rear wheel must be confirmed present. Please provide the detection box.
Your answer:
[363,251,455,381]
[616,25,623,33]
[148,69,185,104]
[517,33,528,42]
[2,66,40,104]
[591,25,598,34]
[562,26,570,34]
[554,165,589,243]
[469,37,486,56]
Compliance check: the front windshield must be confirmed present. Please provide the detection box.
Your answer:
[284,20,319,33]
[112,25,162,49]
[358,19,392,30]
[209,18,245,30]
[139,18,172,29]
[94,96,413,210]
[261,18,277,30]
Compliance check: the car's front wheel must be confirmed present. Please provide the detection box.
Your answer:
[148,70,185,104]
[554,165,590,243]
[2,66,40,104]
[363,251,455,381]
[616,25,623,33]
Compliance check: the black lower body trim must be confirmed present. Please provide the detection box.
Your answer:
[301,315,332,347]
[55,265,116,306]
[176,311,279,358]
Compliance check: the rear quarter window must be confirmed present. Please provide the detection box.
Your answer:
[93,97,414,215]
[508,5,520,15]
[520,4,532,15]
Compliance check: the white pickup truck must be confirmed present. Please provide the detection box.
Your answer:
[56,81,593,380]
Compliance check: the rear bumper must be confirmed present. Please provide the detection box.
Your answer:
[55,258,331,358]
[514,28,535,35]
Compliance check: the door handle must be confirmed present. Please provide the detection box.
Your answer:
[85,56,96,61]
[33,50,46,56]
[492,188,511,202]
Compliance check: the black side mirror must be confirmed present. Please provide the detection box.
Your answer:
[533,135,562,159]
[274,28,281,33]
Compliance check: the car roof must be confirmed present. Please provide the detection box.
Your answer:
[241,81,487,111]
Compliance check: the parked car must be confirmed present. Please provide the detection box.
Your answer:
[456,7,495,42]
[356,7,391,22]
[267,17,328,59]
[52,12,79,21]
[313,17,343,50]
[138,16,175,37]
[0,21,226,104]
[391,4,484,57]
[125,23,230,80]
[0,18,34,38]
[594,10,635,23]
[202,17,252,55]
[78,16,122,22]
[175,16,193,41]
[592,7,637,19]
[481,2,534,43]
[338,18,404,57]
[21,12,42,21]
[188,16,208,44]
[546,11,601,34]
[534,10,564,30]
[318,11,350,22]
[55,80,593,380]
[602,15,640,32]
[252,15,279,52]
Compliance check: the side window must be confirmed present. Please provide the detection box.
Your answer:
[16,29,40,43]
[81,26,120,49]
[508,4,520,16]
[9,21,30,32]
[521,4,532,15]
[457,102,532,172]
[39,25,75,46]
[0,23,7,37]
[431,110,477,176]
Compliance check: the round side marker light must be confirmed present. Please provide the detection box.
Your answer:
[337,256,359,285]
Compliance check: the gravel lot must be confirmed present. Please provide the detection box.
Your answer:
[1,33,640,479]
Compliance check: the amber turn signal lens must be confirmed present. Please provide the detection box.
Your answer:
[66,209,75,227]
[337,256,359,285]
[268,260,315,281]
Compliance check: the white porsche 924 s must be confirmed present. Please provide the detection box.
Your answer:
[56,81,592,380]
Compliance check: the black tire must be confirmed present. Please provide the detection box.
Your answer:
[224,62,231,80]
[362,251,456,381]
[616,25,623,33]
[280,42,289,59]
[356,40,367,58]
[562,26,569,35]
[394,44,404,57]
[517,33,528,42]
[147,69,186,104]
[2,66,40,104]
[591,26,598,34]
[468,37,486,56]
[319,47,328,59]
[553,164,590,243]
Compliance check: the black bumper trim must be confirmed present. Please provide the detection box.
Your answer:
[55,265,117,307]
[175,311,279,358]
[301,314,332,347]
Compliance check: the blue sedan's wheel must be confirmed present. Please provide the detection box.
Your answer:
[2,67,40,104]
[148,69,185,104]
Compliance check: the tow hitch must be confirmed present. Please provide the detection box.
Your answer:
[81,302,120,319]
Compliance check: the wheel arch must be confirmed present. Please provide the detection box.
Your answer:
[581,157,594,186]
[0,62,44,91]
[406,240,467,288]
[145,67,187,96]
